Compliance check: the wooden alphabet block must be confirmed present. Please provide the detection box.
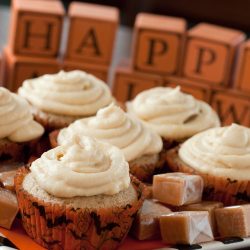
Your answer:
[132,13,186,75]
[210,87,250,126]
[2,47,60,92]
[62,59,109,82]
[112,61,163,102]
[66,2,119,65]
[9,0,65,57]
[234,40,250,93]
[164,76,211,102]
[183,23,245,86]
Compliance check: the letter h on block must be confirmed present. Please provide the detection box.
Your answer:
[8,0,65,57]
[132,13,186,76]
[183,23,245,86]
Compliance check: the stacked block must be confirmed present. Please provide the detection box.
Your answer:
[62,2,119,81]
[3,0,65,91]
[112,14,249,126]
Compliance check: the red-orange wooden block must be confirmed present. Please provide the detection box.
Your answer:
[9,0,64,57]
[2,47,60,92]
[210,87,250,126]
[62,60,109,82]
[132,13,186,75]
[164,76,211,102]
[65,2,119,65]
[112,61,163,102]
[234,40,250,93]
[183,23,245,86]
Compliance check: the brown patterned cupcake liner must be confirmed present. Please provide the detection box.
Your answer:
[166,147,250,206]
[15,167,146,250]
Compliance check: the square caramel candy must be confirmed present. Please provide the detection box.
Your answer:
[0,187,19,229]
[153,172,203,206]
[0,170,17,192]
[180,201,223,235]
[215,204,250,237]
[160,211,214,245]
[131,199,172,240]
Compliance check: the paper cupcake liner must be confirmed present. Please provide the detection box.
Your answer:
[166,147,250,206]
[15,167,146,250]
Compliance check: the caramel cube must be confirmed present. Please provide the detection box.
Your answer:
[0,170,17,193]
[9,0,64,57]
[131,199,172,240]
[160,211,214,244]
[183,23,245,86]
[215,205,250,238]
[66,2,119,65]
[131,13,186,75]
[0,188,19,229]
[153,172,203,206]
[180,201,223,235]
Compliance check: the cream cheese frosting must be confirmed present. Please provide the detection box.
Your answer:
[0,87,44,142]
[30,136,130,197]
[126,87,220,140]
[58,104,163,162]
[179,124,250,180]
[18,70,113,116]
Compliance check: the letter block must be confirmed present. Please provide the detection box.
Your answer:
[62,60,109,82]
[210,87,250,126]
[183,23,245,86]
[112,61,163,102]
[132,13,186,75]
[234,40,250,93]
[164,76,212,102]
[2,47,60,92]
[9,0,65,57]
[66,2,119,65]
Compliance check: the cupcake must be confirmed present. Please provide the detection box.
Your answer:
[0,87,44,162]
[15,136,145,250]
[50,104,164,182]
[166,124,250,205]
[18,70,113,131]
[126,86,220,149]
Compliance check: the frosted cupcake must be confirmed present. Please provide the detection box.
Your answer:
[50,104,163,182]
[166,124,250,205]
[127,86,220,149]
[15,136,145,249]
[0,87,44,161]
[18,70,113,131]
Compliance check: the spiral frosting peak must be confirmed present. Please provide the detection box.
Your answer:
[126,86,220,139]
[0,87,44,142]
[30,136,130,197]
[179,124,250,180]
[58,104,163,162]
[18,70,113,116]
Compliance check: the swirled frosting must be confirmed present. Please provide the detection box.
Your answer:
[18,70,113,116]
[126,87,220,139]
[0,87,44,142]
[58,104,163,162]
[30,136,130,197]
[179,124,250,180]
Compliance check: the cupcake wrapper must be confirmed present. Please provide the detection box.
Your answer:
[166,147,250,206]
[15,167,146,250]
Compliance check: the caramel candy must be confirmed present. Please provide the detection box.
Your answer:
[180,201,223,235]
[0,188,19,229]
[215,204,250,238]
[160,211,214,245]
[131,199,172,240]
[153,172,203,206]
[0,170,17,192]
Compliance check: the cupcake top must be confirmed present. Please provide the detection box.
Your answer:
[30,136,130,198]
[57,104,163,162]
[18,70,113,116]
[179,124,250,180]
[126,86,220,140]
[0,87,44,142]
